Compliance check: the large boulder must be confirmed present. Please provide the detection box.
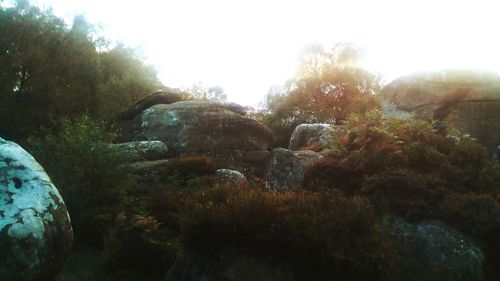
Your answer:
[265,148,322,191]
[165,250,294,281]
[381,71,500,154]
[288,123,339,151]
[120,100,274,176]
[0,137,73,281]
[382,217,484,281]
[122,100,274,154]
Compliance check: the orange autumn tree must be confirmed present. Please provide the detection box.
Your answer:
[262,43,382,146]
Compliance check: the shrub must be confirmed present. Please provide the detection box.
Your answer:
[27,115,137,245]
[182,185,383,281]
[305,111,497,193]
[362,169,445,220]
[104,212,180,274]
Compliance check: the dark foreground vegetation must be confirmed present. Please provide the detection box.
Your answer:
[23,113,498,281]
[1,1,499,281]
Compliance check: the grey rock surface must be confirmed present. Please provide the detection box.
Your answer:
[0,137,73,281]
[265,148,322,191]
[382,216,484,281]
[288,123,339,151]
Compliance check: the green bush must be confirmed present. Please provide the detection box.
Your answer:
[305,111,499,193]
[27,115,137,245]
[182,185,383,281]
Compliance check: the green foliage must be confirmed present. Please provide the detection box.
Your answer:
[302,111,500,280]
[261,43,382,147]
[0,1,163,141]
[305,111,499,193]
[27,115,137,245]
[182,185,382,281]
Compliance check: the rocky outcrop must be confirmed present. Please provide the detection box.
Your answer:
[122,101,274,154]
[265,148,322,191]
[120,100,274,176]
[288,123,339,151]
[116,89,190,120]
[0,138,73,281]
[216,169,248,186]
[111,141,169,162]
[381,71,500,154]
[382,217,484,281]
[165,250,294,281]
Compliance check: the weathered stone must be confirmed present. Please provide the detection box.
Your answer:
[216,169,248,186]
[122,100,275,155]
[116,89,190,120]
[110,141,169,162]
[165,250,294,281]
[381,71,500,154]
[0,137,73,281]
[288,123,339,151]
[382,216,484,281]
[265,148,322,191]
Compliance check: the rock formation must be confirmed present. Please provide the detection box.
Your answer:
[119,100,274,176]
[265,148,322,191]
[381,71,500,154]
[0,137,73,281]
[116,89,190,121]
[382,216,484,281]
[288,123,339,151]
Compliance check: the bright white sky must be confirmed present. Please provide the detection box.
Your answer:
[30,0,500,106]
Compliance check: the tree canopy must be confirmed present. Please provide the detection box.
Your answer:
[261,43,382,146]
[0,0,163,141]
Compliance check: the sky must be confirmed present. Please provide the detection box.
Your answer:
[28,0,500,106]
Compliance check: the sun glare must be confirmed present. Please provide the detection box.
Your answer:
[32,0,500,106]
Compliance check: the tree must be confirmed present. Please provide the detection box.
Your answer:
[183,82,227,102]
[261,43,382,146]
[0,1,164,141]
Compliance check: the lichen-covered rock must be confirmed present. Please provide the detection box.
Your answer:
[288,123,339,151]
[382,217,484,281]
[110,140,169,162]
[122,100,275,156]
[265,148,322,191]
[216,169,248,187]
[381,71,500,154]
[0,137,73,281]
[165,250,294,281]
